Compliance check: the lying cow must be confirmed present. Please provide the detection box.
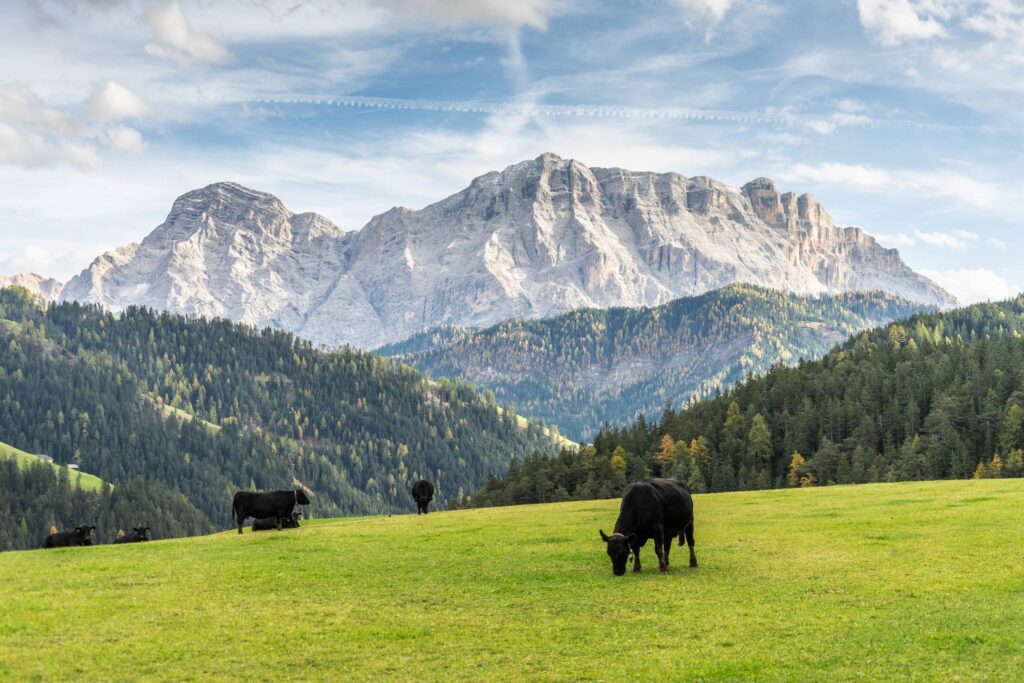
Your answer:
[42,524,96,549]
[232,489,310,534]
[114,527,151,544]
[252,511,301,531]
[411,479,434,514]
[599,478,697,576]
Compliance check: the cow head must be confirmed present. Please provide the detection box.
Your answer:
[600,529,636,576]
[76,525,96,545]
[295,489,311,505]
[134,527,150,541]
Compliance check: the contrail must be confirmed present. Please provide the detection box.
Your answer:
[234,94,792,125]
[211,93,997,134]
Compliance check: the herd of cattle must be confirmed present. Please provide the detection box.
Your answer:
[40,475,695,576]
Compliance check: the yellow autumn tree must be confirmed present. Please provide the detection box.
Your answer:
[787,451,805,487]
[653,434,675,471]
[610,446,627,474]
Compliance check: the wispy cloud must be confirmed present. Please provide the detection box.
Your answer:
[920,268,1021,303]
[914,229,973,250]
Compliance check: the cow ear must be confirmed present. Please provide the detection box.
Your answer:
[599,529,609,543]
[626,533,637,544]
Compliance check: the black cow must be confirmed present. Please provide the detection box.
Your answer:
[114,527,151,544]
[232,489,310,534]
[42,524,96,549]
[252,511,302,531]
[411,479,434,514]
[599,478,697,576]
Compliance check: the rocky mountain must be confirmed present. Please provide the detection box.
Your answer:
[383,285,931,440]
[60,154,955,348]
[0,273,63,302]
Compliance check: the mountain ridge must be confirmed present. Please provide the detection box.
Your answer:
[384,284,932,439]
[59,154,955,348]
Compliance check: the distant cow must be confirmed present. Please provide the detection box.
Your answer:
[599,478,697,576]
[411,479,434,514]
[42,524,96,549]
[114,527,151,544]
[232,489,310,534]
[252,511,302,531]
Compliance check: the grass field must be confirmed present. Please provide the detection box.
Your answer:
[0,439,105,492]
[1,479,1023,681]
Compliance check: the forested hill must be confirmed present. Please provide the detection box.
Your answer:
[386,285,930,440]
[0,287,556,550]
[470,296,1024,507]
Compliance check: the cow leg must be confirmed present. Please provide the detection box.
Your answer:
[655,528,668,573]
[237,513,245,535]
[632,544,642,573]
[663,537,672,568]
[686,524,698,568]
[276,514,284,531]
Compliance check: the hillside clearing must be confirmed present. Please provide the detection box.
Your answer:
[0,439,105,492]
[1,479,1022,680]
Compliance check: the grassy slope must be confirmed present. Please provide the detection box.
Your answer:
[142,394,222,434]
[1,479,1022,680]
[497,404,578,449]
[0,439,105,492]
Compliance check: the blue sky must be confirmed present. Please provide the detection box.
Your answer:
[1,0,1021,302]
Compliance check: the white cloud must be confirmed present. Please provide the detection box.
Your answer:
[88,80,150,121]
[874,232,917,248]
[988,237,1007,249]
[858,0,948,45]
[914,229,970,249]
[786,162,891,188]
[836,99,868,113]
[383,0,558,29]
[104,125,147,153]
[952,229,978,240]
[920,268,1022,303]
[145,0,231,65]
[0,122,101,170]
[781,162,1013,211]
[0,84,79,135]
[671,0,736,24]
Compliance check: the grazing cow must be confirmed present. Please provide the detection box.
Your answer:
[411,479,434,514]
[252,511,302,531]
[42,524,96,549]
[599,478,697,576]
[232,489,310,534]
[113,527,151,544]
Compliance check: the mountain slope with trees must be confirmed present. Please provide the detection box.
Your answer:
[387,285,930,440]
[0,287,556,550]
[469,295,1024,507]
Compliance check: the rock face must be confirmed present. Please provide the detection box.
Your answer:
[60,154,956,348]
[0,273,64,302]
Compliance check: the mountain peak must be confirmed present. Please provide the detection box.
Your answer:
[0,273,64,302]
[59,155,956,348]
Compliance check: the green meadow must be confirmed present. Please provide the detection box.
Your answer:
[2,479,1022,681]
[0,439,105,492]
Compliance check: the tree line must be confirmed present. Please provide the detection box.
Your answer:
[469,296,1024,507]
